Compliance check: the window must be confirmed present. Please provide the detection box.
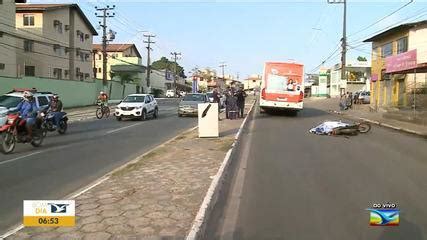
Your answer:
[80,52,84,62]
[381,42,392,58]
[53,45,62,55]
[381,69,391,81]
[64,70,69,78]
[25,66,35,76]
[397,37,408,54]
[0,31,3,37]
[98,54,102,60]
[80,33,84,42]
[24,40,34,52]
[0,63,5,70]
[98,68,101,73]
[53,68,62,79]
[23,15,35,26]
[372,47,379,61]
[37,96,49,107]
[54,21,63,34]
[0,0,3,4]
[144,96,151,103]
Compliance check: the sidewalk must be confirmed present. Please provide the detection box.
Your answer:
[307,97,427,138]
[5,100,255,240]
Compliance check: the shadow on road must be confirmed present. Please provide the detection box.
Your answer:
[256,107,329,119]
[377,217,424,240]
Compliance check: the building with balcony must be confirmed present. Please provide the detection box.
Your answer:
[12,4,97,80]
[0,0,26,77]
[92,43,142,81]
[364,20,427,110]
[329,61,371,97]
[243,74,262,91]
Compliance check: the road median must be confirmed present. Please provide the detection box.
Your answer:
[4,99,255,240]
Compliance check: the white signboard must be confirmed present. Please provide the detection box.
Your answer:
[198,103,219,138]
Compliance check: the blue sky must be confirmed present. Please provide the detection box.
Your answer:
[30,0,427,79]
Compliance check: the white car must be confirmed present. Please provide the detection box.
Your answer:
[165,90,175,98]
[115,94,158,121]
[0,90,52,127]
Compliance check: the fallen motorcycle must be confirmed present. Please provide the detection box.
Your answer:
[0,114,45,154]
[331,121,371,135]
[40,110,68,137]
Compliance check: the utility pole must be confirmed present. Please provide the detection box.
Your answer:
[219,62,227,88]
[144,34,156,92]
[95,5,115,88]
[171,52,181,94]
[328,0,346,80]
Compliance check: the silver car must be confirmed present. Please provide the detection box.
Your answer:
[178,93,208,117]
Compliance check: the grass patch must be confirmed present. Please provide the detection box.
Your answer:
[111,148,164,177]
[218,138,235,152]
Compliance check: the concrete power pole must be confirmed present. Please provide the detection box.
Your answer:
[95,5,115,88]
[144,34,155,93]
[219,62,227,88]
[171,52,181,95]
[328,0,347,80]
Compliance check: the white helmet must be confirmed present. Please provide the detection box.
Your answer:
[23,91,33,100]
[100,91,104,94]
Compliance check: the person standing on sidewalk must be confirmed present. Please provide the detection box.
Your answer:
[236,88,247,118]
[212,88,222,120]
[347,92,353,109]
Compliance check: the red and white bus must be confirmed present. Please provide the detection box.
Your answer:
[259,62,304,114]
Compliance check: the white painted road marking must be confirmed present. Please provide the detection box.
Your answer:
[0,151,43,166]
[106,123,142,134]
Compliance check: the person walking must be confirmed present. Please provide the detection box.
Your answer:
[225,90,232,119]
[236,88,247,118]
[347,92,353,109]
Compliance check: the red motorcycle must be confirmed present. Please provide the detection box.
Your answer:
[0,113,45,154]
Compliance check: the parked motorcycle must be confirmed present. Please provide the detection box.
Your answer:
[0,114,45,154]
[40,110,68,137]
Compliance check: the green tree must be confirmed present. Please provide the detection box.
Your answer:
[151,57,186,78]
[357,56,367,62]
[110,72,135,98]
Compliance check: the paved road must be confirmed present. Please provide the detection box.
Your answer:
[208,101,427,240]
[0,99,196,234]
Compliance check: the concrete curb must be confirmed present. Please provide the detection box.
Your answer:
[330,112,427,138]
[186,100,256,240]
[0,125,198,239]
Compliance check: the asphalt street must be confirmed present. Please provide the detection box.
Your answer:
[0,99,197,234]
[207,100,427,240]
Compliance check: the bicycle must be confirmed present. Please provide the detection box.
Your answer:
[96,101,110,119]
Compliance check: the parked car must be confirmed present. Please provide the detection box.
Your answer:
[166,90,176,98]
[359,91,370,104]
[178,93,208,117]
[0,89,52,128]
[115,94,158,121]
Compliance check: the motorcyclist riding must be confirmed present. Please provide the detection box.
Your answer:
[16,91,38,140]
[98,91,109,107]
[48,95,64,129]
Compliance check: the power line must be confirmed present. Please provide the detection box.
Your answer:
[347,0,414,39]
[349,7,427,46]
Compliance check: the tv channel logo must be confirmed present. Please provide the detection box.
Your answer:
[367,202,399,226]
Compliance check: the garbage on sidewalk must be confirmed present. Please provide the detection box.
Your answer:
[309,121,349,135]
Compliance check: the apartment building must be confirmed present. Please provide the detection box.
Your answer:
[92,43,142,80]
[364,20,427,109]
[13,4,97,80]
[0,0,26,77]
